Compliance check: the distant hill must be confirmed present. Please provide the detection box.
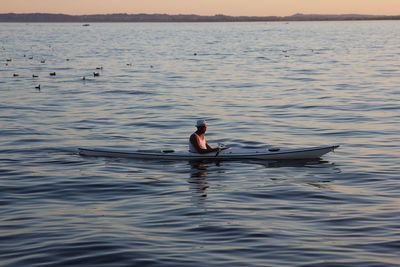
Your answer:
[0,13,399,22]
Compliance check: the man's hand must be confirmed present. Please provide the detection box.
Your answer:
[214,147,229,152]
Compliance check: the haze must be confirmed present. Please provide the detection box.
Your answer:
[2,0,399,16]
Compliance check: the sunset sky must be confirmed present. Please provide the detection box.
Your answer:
[1,0,399,16]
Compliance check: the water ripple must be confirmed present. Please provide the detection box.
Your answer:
[0,21,399,266]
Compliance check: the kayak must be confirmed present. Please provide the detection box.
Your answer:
[78,145,339,161]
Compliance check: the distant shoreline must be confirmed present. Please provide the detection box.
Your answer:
[1,13,399,23]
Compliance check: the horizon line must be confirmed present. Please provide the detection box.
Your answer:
[1,12,400,17]
[2,12,399,23]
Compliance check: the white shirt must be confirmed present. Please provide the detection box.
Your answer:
[189,133,207,153]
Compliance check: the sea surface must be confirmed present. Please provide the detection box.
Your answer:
[0,21,399,266]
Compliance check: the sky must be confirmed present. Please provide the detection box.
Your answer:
[1,0,399,16]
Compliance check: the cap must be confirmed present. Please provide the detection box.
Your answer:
[195,120,207,127]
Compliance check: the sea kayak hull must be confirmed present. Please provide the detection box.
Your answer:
[78,145,339,161]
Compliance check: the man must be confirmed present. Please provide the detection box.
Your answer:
[189,120,227,154]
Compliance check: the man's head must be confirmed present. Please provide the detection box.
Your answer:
[195,120,207,133]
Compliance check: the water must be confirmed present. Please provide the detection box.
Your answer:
[1,21,399,266]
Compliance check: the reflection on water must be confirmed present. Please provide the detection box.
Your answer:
[188,158,341,201]
[189,161,210,200]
